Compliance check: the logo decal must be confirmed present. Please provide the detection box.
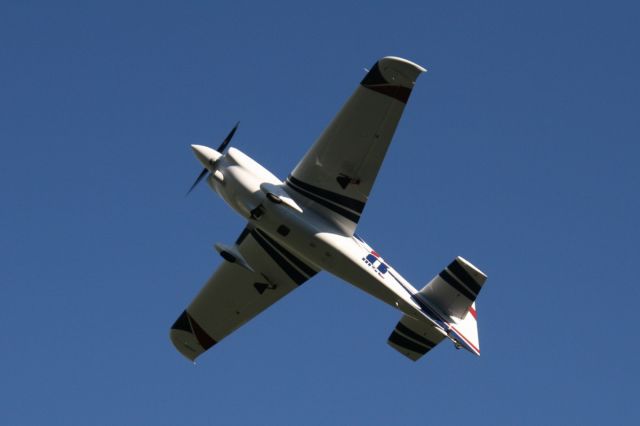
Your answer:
[362,250,388,277]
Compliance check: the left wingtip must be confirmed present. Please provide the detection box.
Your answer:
[170,310,216,362]
[380,56,427,73]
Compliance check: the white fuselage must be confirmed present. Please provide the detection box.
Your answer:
[208,148,445,330]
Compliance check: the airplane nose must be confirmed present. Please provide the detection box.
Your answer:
[191,144,222,169]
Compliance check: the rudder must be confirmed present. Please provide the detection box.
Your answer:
[449,302,480,355]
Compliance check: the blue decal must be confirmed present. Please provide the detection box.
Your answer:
[361,250,389,278]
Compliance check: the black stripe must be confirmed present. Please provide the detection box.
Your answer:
[395,323,436,348]
[251,231,307,285]
[186,312,217,350]
[285,181,360,223]
[235,226,251,245]
[448,260,482,295]
[439,270,476,301]
[362,84,411,104]
[288,176,365,214]
[410,294,443,324]
[388,331,429,355]
[171,310,192,332]
[255,229,318,277]
[361,62,387,86]
[360,62,411,104]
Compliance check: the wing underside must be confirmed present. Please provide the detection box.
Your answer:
[287,56,426,234]
[170,226,319,361]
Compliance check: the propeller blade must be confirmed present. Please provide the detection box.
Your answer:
[186,168,209,195]
[216,121,239,153]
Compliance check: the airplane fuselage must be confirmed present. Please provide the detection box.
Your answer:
[205,147,454,341]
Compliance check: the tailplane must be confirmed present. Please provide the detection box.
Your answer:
[419,256,487,319]
[386,257,486,360]
[418,256,485,356]
[387,315,446,361]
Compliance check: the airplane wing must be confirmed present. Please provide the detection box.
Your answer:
[170,226,319,361]
[286,56,426,235]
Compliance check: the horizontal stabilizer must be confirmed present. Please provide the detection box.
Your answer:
[419,256,486,319]
[387,315,445,361]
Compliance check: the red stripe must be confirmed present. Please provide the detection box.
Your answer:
[371,250,380,257]
[468,305,477,319]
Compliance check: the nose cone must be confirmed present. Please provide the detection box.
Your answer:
[191,144,222,169]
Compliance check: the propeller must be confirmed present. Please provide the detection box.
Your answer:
[217,121,239,153]
[186,167,209,195]
[186,122,239,195]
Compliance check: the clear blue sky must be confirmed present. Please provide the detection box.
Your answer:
[2,1,639,424]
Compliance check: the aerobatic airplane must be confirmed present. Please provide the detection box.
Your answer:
[170,56,487,362]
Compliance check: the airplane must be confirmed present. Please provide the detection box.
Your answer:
[170,56,487,362]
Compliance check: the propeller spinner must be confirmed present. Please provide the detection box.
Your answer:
[186,122,239,195]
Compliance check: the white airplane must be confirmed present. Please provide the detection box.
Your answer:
[171,56,487,362]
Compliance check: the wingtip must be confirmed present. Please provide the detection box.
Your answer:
[169,310,213,362]
[380,56,427,73]
[170,328,203,362]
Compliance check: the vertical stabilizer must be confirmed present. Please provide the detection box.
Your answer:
[413,257,486,357]
[449,302,480,356]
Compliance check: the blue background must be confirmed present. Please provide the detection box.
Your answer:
[2,1,639,424]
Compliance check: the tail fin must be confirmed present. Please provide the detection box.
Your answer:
[386,257,486,361]
[417,257,486,356]
[449,302,480,355]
